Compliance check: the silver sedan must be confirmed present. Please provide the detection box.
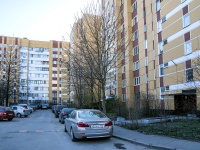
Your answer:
[64,109,113,141]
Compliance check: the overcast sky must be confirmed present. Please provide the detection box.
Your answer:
[0,0,94,41]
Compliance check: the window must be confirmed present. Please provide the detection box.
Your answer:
[53,61,57,64]
[121,24,124,32]
[164,62,168,68]
[145,57,148,66]
[163,39,168,45]
[134,61,140,70]
[162,17,166,23]
[122,79,126,88]
[121,38,125,45]
[120,12,123,19]
[53,48,58,51]
[144,40,147,49]
[122,65,125,73]
[146,74,148,83]
[132,30,138,41]
[160,87,165,93]
[156,0,161,12]
[157,20,162,33]
[132,16,138,26]
[165,86,169,91]
[144,24,147,32]
[186,69,193,81]
[132,1,137,12]
[183,13,190,28]
[160,64,164,76]
[184,40,192,55]
[120,0,124,5]
[122,94,126,101]
[134,77,140,86]
[133,45,139,55]
[158,42,163,54]
[122,51,125,59]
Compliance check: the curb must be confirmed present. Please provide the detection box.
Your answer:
[112,135,176,150]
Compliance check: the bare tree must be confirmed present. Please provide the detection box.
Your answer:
[64,0,131,113]
[0,44,19,106]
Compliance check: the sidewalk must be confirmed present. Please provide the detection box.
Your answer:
[113,125,200,150]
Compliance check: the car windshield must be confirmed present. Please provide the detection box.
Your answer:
[78,110,107,119]
[64,108,75,113]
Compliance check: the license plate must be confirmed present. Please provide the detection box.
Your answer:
[91,125,104,128]
[8,114,13,116]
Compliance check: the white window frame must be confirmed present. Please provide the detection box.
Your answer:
[133,45,139,55]
[158,41,163,54]
[132,16,138,26]
[184,40,192,55]
[134,77,140,86]
[122,65,125,73]
[156,0,161,12]
[132,30,138,41]
[122,79,126,88]
[134,61,140,70]
[145,57,148,66]
[144,40,147,49]
[122,94,126,101]
[157,20,162,33]
[132,1,137,12]
[183,13,190,28]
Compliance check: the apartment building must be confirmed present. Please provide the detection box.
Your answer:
[0,36,70,105]
[116,0,200,113]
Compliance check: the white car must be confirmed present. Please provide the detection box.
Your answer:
[10,105,30,118]
[18,104,33,113]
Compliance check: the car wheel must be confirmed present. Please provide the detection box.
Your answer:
[70,128,76,142]
[17,113,21,118]
[8,118,13,121]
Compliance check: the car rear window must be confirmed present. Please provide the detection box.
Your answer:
[58,106,66,110]
[5,107,13,111]
[78,111,107,119]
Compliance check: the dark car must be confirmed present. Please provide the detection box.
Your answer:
[51,105,56,113]
[54,105,67,118]
[0,106,15,121]
[59,108,76,124]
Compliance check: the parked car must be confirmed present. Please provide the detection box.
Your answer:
[40,104,48,109]
[64,109,113,141]
[51,105,56,113]
[54,105,67,118]
[59,108,76,124]
[10,105,30,118]
[0,106,15,121]
[18,104,33,113]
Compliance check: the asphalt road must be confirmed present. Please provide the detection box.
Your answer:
[0,109,155,150]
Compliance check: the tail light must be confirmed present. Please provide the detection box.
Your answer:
[105,121,113,126]
[77,122,89,127]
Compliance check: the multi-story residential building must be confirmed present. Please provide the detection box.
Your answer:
[115,0,200,114]
[0,36,70,106]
